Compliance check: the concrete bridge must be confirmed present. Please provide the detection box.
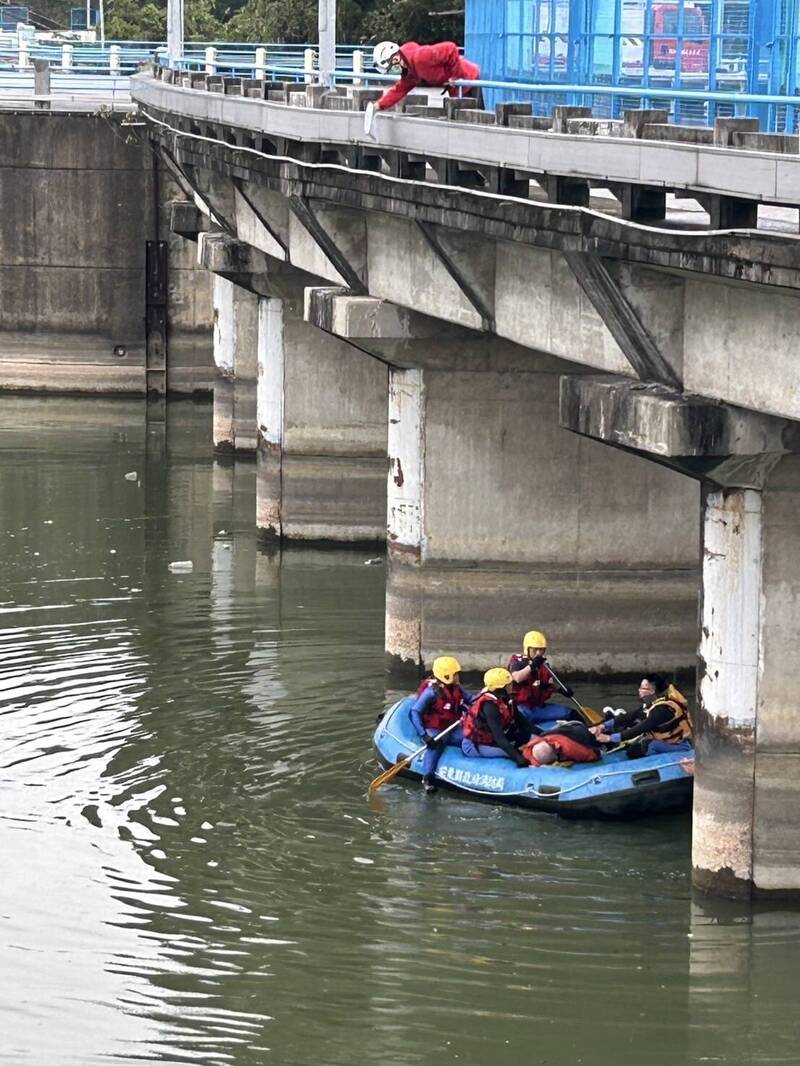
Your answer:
[1,60,797,899]
[126,66,800,902]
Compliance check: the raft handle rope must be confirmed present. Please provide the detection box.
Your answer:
[379,720,687,799]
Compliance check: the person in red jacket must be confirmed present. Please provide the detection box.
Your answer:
[522,722,602,767]
[371,40,482,111]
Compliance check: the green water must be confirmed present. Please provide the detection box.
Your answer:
[0,396,797,1066]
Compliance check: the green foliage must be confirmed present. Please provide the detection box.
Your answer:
[363,0,463,44]
[102,0,464,45]
[106,0,166,39]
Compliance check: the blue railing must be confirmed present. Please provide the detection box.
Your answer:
[466,0,800,132]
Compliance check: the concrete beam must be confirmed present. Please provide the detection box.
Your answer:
[198,232,272,295]
[564,255,681,388]
[559,374,800,487]
[170,200,210,242]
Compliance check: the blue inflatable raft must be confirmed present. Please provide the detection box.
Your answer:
[373,696,693,819]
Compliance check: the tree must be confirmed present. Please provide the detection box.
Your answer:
[225,0,370,43]
[363,0,463,44]
[105,0,166,39]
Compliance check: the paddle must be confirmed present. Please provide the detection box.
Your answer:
[544,664,604,727]
[368,717,461,796]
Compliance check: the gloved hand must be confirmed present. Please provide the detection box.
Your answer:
[529,655,546,670]
[560,684,575,699]
[515,754,530,769]
[424,734,442,751]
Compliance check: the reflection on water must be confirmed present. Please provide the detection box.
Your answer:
[0,396,797,1066]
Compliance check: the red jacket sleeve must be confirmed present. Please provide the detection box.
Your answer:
[377,73,417,110]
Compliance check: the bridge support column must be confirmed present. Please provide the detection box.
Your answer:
[305,288,700,675]
[255,288,387,545]
[695,466,800,899]
[212,275,258,453]
[560,374,800,898]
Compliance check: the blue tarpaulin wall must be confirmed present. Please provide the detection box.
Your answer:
[465,0,799,130]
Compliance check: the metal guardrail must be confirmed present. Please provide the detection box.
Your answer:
[1,37,796,131]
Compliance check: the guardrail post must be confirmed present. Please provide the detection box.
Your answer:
[255,46,266,79]
[18,33,31,70]
[318,0,336,88]
[33,58,50,110]
[352,49,364,86]
[205,46,217,74]
[109,45,121,74]
[62,42,73,69]
[304,47,315,84]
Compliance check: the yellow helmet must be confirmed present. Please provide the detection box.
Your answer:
[523,630,547,653]
[432,655,462,685]
[484,667,513,691]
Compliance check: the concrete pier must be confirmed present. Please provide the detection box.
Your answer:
[561,375,800,898]
[211,276,259,453]
[306,289,699,673]
[256,286,387,544]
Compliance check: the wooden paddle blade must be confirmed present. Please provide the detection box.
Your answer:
[368,755,413,795]
[578,704,604,726]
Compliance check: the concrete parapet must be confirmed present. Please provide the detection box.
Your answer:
[566,118,623,137]
[508,114,552,131]
[642,123,712,145]
[348,87,382,110]
[444,97,478,119]
[551,105,591,133]
[624,108,669,138]
[455,110,497,126]
[404,106,445,119]
[713,116,759,147]
[496,102,532,127]
[735,132,799,154]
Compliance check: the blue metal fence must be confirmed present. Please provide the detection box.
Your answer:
[466,0,800,130]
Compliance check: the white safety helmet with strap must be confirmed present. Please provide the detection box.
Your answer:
[373,41,400,73]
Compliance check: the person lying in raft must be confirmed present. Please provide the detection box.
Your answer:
[522,721,603,767]
[507,629,576,730]
[461,668,529,768]
[591,673,693,758]
[410,655,474,793]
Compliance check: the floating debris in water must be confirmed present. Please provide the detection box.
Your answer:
[364,557,384,566]
[124,471,137,481]
[353,857,374,865]
[168,561,193,573]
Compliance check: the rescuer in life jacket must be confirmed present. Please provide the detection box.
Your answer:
[592,673,693,758]
[371,40,482,112]
[522,721,603,767]
[410,655,473,793]
[461,668,529,767]
[507,630,575,729]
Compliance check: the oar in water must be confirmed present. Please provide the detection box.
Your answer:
[544,665,604,727]
[368,718,461,796]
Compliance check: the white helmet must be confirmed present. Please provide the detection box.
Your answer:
[373,41,400,73]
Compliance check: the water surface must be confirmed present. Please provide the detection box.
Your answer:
[0,396,797,1065]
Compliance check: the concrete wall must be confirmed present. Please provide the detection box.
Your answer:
[0,114,152,391]
[0,114,213,395]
